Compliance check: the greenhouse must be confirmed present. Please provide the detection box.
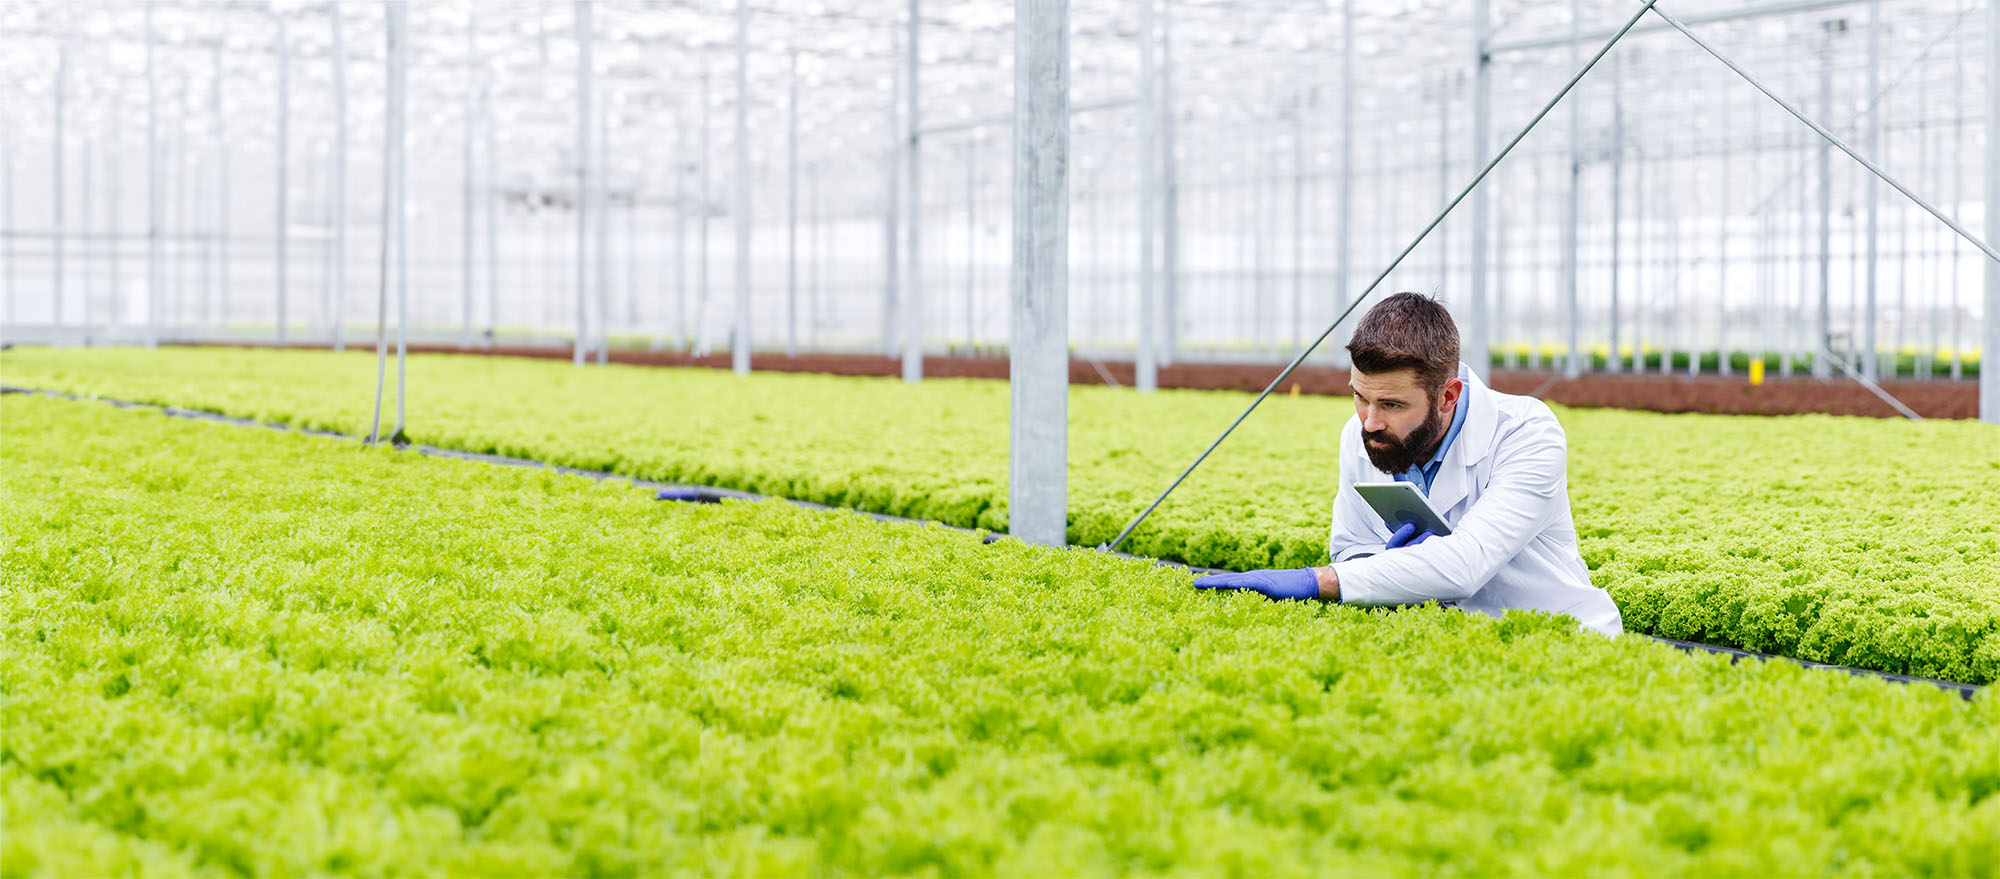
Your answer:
[3,0,1998,875]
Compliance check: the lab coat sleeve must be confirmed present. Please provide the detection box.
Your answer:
[1328,416,1391,563]
[1332,417,1566,605]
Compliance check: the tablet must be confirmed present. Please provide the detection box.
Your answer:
[1353,481,1454,537]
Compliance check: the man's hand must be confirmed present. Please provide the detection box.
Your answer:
[1385,521,1435,549]
[1193,566,1340,601]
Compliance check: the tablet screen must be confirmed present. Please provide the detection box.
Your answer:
[1353,481,1454,537]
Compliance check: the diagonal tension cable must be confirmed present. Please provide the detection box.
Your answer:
[1648,4,2000,269]
[1103,0,1663,555]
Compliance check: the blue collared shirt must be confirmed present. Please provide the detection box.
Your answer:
[1395,393,1469,496]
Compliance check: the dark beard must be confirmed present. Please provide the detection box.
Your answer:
[1363,401,1451,476]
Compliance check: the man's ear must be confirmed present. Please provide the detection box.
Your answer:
[1439,377,1464,412]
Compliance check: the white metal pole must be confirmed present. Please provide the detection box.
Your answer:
[392,2,409,436]
[1335,0,1354,369]
[1468,0,1493,382]
[1862,0,1880,380]
[733,0,752,376]
[1011,0,1070,547]
[2,129,12,335]
[965,143,977,349]
[1160,0,1178,365]
[1291,92,1304,356]
[1136,0,1158,391]
[1815,22,1834,379]
[903,0,924,381]
[1562,0,1582,378]
[574,0,592,366]
[1607,54,1622,374]
[53,45,67,346]
[276,11,290,347]
[674,108,688,349]
[109,112,122,339]
[319,13,342,350]
[176,76,192,333]
[1436,76,1450,293]
[145,6,159,348]
[1716,92,1731,377]
[787,50,799,358]
[1983,0,2000,423]
[810,161,821,348]
[462,11,477,349]
[484,84,499,345]
[697,71,711,356]
[213,48,229,338]
[597,101,611,365]
[884,30,901,358]
[83,135,93,344]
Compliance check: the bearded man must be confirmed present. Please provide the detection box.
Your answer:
[1193,291,1622,637]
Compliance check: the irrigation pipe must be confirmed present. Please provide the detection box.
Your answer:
[7,384,1976,701]
[1104,0,1662,556]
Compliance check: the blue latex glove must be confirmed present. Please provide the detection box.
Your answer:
[1385,521,1436,549]
[1192,567,1321,601]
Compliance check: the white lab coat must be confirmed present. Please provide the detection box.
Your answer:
[1328,362,1623,637]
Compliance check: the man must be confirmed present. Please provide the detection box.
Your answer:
[1194,292,1622,637]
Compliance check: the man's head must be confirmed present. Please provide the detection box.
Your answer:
[1345,292,1464,475]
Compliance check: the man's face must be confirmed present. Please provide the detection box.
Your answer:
[1350,367,1462,475]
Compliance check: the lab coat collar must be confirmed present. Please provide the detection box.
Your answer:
[1423,363,1497,516]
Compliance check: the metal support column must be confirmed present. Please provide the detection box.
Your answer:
[145,6,159,347]
[2,131,12,335]
[53,45,66,345]
[884,31,902,358]
[1607,55,1623,374]
[810,161,821,348]
[1984,0,2000,423]
[483,79,499,344]
[1815,21,1834,379]
[574,0,592,366]
[1291,91,1304,356]
[1137,0,1158,391]
[787,50,799,358]
[1562,0,1582,377]
[1468,0,1493,381]
[1336,0,1353,368]
[903,0,923,382]
[331,8,349,350]
[596,100,611,364]
[1011,0,1070,547]
[1863,0,1880,379]
[674,109,688,349]
[965,144,977,348]
[276,12,290,346]
[1160,0,1179,364]
[733,0,752,376]
[462,11,477,349]
[697,71,711,356]
[82,137,92,343]
[213,47,229,337]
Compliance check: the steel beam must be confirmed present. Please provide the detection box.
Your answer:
[1010,0,1070,547]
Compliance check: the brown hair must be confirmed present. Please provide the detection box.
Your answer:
[1345,291,1460,398]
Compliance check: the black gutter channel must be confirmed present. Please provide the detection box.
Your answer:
[5,385,1981,701]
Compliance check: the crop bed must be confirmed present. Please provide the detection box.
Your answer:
[3,347,1997,685]
[6,394,1999,876]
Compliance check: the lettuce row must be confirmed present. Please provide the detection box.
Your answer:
[3,346,1996,684]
